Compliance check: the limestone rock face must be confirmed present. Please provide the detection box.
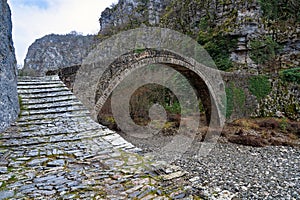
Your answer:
[0,0,19,132]
[99,0,170,33]
[99,0,264,68]
[23,33,96,76]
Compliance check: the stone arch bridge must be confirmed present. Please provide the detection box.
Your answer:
[47,28,257,129]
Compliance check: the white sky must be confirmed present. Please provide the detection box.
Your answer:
[8,0,118,65]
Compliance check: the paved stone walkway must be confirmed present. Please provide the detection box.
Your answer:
[0,76,217,199]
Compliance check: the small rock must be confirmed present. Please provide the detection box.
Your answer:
[241,186,248,191]
[162,171,186,180]
[28,150,39,157]
[27,158,48,167]
[128,191,141,198]
[173,192,186,199]
[16,157,31,161]
[38,189,56,196]
[34,175,57,183]
[0,167,8,174]
[189,176,200,182]
[47,159,65,167]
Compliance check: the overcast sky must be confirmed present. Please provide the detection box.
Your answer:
[8,0,118,65]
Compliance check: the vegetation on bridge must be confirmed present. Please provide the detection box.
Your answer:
[249,75,272,101]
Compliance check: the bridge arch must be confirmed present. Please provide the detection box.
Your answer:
[74,27,226,157]
[94,49,215,125]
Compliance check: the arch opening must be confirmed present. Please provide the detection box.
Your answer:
[95,49,218,133]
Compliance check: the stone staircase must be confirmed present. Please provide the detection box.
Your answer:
[0,76,196,199]
[1,76,135,149]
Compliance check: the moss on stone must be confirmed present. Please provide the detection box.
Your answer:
[249,75,272,101]
[225,82,246,119]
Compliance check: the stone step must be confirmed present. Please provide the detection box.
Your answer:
[18,87,70,95]
[21,96,79,106]
[17,111,91,123]
[1,125,106,140]
[16,115,94,127]
[24,100,83,110]
[18,83,65,90]
[18,76,60,82]
[7,118,101,135]
[19,91,73,99]
[16,117,88,127]
[21,105,87,116]
[18,80,62,85]
[0,129,114,147]
[13,76,136,152]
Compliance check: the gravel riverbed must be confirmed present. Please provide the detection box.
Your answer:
[125,133,300,199]
[175,143,300,199]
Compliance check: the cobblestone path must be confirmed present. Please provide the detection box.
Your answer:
[0,76,215,200]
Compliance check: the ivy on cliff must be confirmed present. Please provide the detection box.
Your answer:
[198,30,237,71]
[279,67,300,84]
[258,0,300,22]
[161,0,238,71]
[249,75,272,101]
[225,82,246,119]
[249,36,281,66]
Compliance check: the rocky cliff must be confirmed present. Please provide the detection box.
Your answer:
[99,0,170,34]
[97,0,300,120]
[99,0,299,73]
[0,0,19,132]
[23,33,96,76]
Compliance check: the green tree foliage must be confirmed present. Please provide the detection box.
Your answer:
[198,30,237,71]
[279,67,300,84]
[259,0,300,22]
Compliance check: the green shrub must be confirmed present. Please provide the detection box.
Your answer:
[164,101,181,114]
[279,67,300,84]
[18,68,38,76]
[258,0,300,22]
[249,75,272,101]
[134,48,146,54]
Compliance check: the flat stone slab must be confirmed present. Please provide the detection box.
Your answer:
[0,191,14,200]
[0,167,8,174]
[47,159,65,167]
[27,158,49,167]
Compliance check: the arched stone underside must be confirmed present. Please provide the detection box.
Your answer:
[94,49,215,126]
